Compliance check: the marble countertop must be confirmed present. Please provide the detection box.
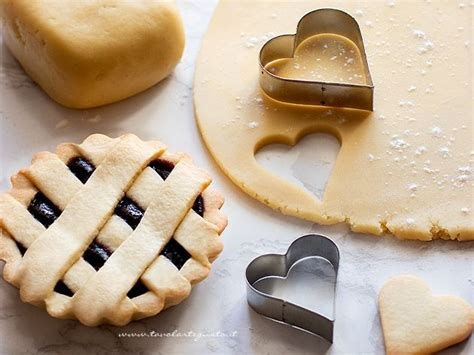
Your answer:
[0,1,472,354]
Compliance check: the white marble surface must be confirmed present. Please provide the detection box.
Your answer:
[0,1,473,354]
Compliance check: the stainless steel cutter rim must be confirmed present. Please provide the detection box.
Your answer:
[246,256,337,322]
[259,8,374,111]
[259,35,372,90]
[245,234,340,342]
[245,247,339,318]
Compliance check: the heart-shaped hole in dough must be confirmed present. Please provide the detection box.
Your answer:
[256,133,341,200]
[265,34,369,86]
[253,256,336,319]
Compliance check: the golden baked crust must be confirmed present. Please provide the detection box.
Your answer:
[1,0,185,108]
[0,134,227,326]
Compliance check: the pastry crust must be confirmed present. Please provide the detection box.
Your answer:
[1,0,185,108]
[379,275,474,354]
[0,134,227,326]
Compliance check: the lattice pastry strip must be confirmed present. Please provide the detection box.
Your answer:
[0,134,227,326]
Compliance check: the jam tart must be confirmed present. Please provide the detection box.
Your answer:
[0,134,227,326]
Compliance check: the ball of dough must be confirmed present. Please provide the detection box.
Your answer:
[1,0,185,108]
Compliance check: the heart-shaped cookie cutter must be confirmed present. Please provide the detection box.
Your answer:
[259,8,374,111]
[245,234,340,342]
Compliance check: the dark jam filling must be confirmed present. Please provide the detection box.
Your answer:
[160,239,191,270]
[192,195,204,217]
[149,159,175,180]
[27,192,61,228]
[67,157,95,184]
[54,280,74,297]
[82,241,111,271]
[114,197,144,230]
[15,241,27,256]
[127,279,148,299]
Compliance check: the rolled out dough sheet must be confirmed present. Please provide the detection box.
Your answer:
[194,0,473,241]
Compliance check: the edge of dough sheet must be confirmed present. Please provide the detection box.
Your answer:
[194,0,474,242]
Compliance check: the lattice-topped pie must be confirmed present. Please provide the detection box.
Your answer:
[0,134,227,326]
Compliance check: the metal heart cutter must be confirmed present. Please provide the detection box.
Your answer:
[245,234,340,342]
[259,8,374,111]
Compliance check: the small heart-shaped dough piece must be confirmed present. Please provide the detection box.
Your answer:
[379,275,474,354]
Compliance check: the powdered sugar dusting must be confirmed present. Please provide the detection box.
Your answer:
[390,136,410,151]
[413,29,426,39]
[415,146,427,156]
[439,147,450,158]
[248,121,259,129]
[430,126,443,137]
